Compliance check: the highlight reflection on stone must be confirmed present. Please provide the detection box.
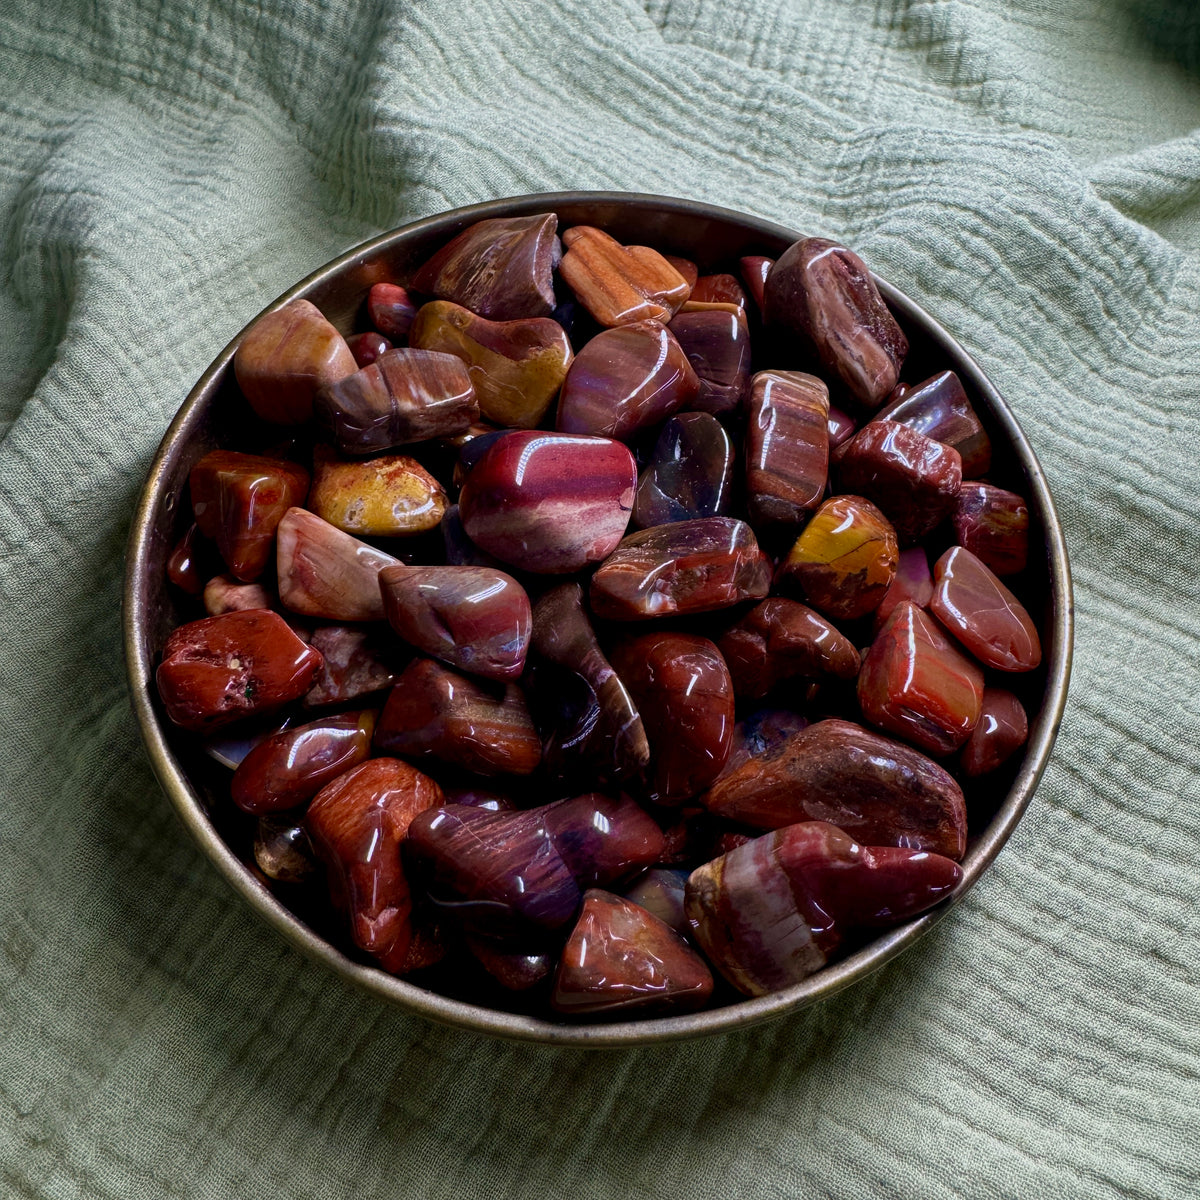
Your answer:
[254,814,318,884]
[559,226,690,327]
[166,523,204,594]
[633,412,734,529]
[667,307,750,414]
[346,331,392,368]
[367,283,418,342]
[308,445,446,537]
[744,371,830,524]
[953,482,1030,576]
[690,274,747,308]
[960,687,1029,777]
[739,256,773,313]
[876,371,991,478]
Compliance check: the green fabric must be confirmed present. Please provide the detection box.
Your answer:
[2,0,1198,1194]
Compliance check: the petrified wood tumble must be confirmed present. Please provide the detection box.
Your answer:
[744,371,830,524]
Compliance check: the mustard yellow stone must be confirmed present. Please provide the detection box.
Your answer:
[308,445,447,537]
[409,300,573,429]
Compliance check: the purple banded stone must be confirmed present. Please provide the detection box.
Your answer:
[667,307,751,414]
[876,371,991,478]
[744,371,830,524]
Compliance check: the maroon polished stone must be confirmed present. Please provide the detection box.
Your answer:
[667,307,750,414]
[744,370,830,524]
[953,482,1030,576]
[858,600,984,755]
[202,575,272,616]
[305,757,443,962]
[458,430,636,574]
[764,238,909,409]
[166,523,204,594]
[413,213,559,320]
[276,507,398,621]
[375,657,541,776]
[303,625,400,708]
[441,786,517,813]
[690,274,747,309]
[713,709,810,789]
[739,256,773,313]
[930,546,1042,672]
[686,821,961,996]
[254,814,318,884]
[876,371,991,478]
[590,517,771,621]
[557,320,699,438]
[379,564,531,682]
[609,633,734,804]
[873,545,934,632]
[374,914,451,976]
[465,937,554,991]
[189,450,310,582]
[717,598,860,701]
[552,889,713,1017]
[156,609,323,732]
[827,405,856,449]
[633,412,734,529]
[346,330,392,367]
[664,256,699,292]
[440,504,503,569]
[624,868,690,935]
[367,282,418,342]
[700,717,966,858]
[960,687,1029,777]
[837,420,962,542]
[232,709,377,814]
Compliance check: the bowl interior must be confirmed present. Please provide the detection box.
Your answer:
[124,192,1072,1046]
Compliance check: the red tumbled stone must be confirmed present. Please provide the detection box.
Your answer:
[960,687,1029,777]
[739,256,773,313]
[952,482,1030,576]
[303,625,400,708]
[744,370,830,524]
[690,273,747,309]
[876,371,991,479]
[166,523,205,594]
[667,307,751,414]
[346,330,392,368]
[366,283,418,342]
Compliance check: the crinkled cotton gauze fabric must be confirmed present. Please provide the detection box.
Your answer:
[1,1,1198,1197]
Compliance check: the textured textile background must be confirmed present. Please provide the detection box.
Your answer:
[2,1,1199,1196]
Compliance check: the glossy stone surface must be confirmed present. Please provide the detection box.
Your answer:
[166,524,204,594]
[930,546,1042,672]
[410,300,573,429]
[367,282,418,341]
[552,890,713,1016]
[590,517,771,621]
[827,405,857,449]
[276,507,398,621]
[558,226,690,327]
[701,717,966,857]
[315,348,477,455]
[440,504,502,569]
[465,937,554,992]
[686,821,961,996]
[877,371,991,478]
[412,213,559,320]
[960,687,1029,777]
[739,256,772,313]
[404,793,664,937]
[953,482,1030,576]
[633,412,733,529]
[610,633,734,804]
[718,599,860,701]
[458,431,636,574]
[859,601,984,755]
[873,545,934,632]
[667,308,750,414]
[664,256,699,291]
[231,710,376,814]
[379,564,531,681]
[744,371,830,524]
[203,714,293,770]
[202,575,272,616]
[624,868,690,935]
[305,758,443,962]
[557,320,699,438]
[837,421,962,542]
[375,657,541,776]
[529,583,650,781]
[346,330,392,368]
[254,814,318,884]
[155,609,323,732]
[690,274,747,309]
[776,495,898,621]
[309,445,446,538]
[764,238,909,408]
[714,709,810,789]
[233,298,357,425]
[303,625,399,708]
[189,450,310,582]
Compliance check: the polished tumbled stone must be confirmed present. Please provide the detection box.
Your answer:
[202,575,272,617]
[303,625,399,708]
[633,412,734,529]
[876,371,991,479]
[308,445,446,537]
[873,545,934,632]
[667,307,751,414]
[744,371,830,525]
[367,282,418,341]
[953,482,1031,576]
[960,687,1030,777]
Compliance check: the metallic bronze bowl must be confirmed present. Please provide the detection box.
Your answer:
[124,192,1073,1046]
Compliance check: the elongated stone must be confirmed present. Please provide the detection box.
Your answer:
[700,717,966,857]
[667,308,750,414]
[156,609,323,732]
[686,822,961,996]
[827,405,856,449]
[303,625,399,708]
[624,868,690,935]
[718,599,860,701]
[276,507,398,621]
[234,298,357,425]
[379,564,531,681]
[189,450,309,582]
[166,523,204,594]
[633,412,734,529]
[559,226,690,327]
[315,348,477,455]
[367,282,418,341]
[610,633,734,804]
[745,371,830,524]
[203,575,272,616]
[203,713,293,770]
[764,238,908,408]
[552,890,713,1016]
[254,814,318,884]
[305,757,443,962]
[412,213,559,320]
[960,687,1029,777]
[930,547,1042,672]
[859,601,984,755]
[776,495,898,621]
[308,445,446,537]
[556,320,699,438]
[873,545,933,632]
[458,431,636,574]
[375,658,541,776]
[232,710,376,814]
[739,256,772,313]
[346,330,392,368]
[590,517,771,621]
[876,371,991,478]
[691,274,747,309]
[953,482,1030,576]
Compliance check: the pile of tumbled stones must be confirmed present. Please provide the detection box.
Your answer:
[156,212,1041,1018]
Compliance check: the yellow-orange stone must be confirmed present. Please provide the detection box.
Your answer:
[308,445,447,537]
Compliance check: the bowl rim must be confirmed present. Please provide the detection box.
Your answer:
[123,190,1073,1047]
